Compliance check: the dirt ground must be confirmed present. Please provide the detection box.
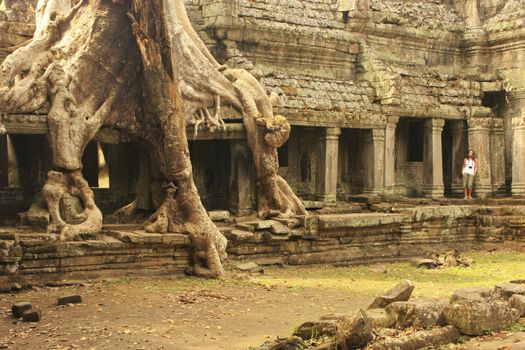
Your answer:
[0,277,370,349]
[1,250,524,350]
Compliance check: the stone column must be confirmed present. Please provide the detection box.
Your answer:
[229,140,255,215]
[450,120,468,195]
[506,90,525,192]
[512,112,525,197]
[315,127,340,203]
[490,118,506,196]
[423,118,445,198]
[467,117,492,198]
[384,118,398,196]
[364,128,385,195]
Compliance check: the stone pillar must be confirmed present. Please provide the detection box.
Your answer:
[512,113,525,197]
[490,118,506,196]
[315,127,340,202]
[450,120,468,195]
[506,91,525,192]
[423,118,444,198]
[229,141,255,215]
[383,117,398,196]
[364,128,385,195]
[467,117,492,198]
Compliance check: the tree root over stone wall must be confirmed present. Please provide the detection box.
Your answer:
[0,0,306,278]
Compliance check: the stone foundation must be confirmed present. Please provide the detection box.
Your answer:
[2,203,525,290]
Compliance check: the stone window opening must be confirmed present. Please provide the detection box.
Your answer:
[482,90,507,117]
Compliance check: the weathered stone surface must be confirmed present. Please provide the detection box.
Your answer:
[26,203,50,227]
[436,250,471,267]
[236,262,263,273]
[207,210,230,222]
[494,282,525,300]
[364,308,393,328]
[509,294,525,316]
[444,299,520,335]
[58,295,82,305]
[368,279,414,309]
[22,309,41,322]
[227,229,254,241]
[336,309,373,349]
[368,325,460,350]
[450,287,493,303]
[410,258,437,269]
[60,193,84,224]
[385,300,447,329]
[270,222,290,235]
[12,302,32,318]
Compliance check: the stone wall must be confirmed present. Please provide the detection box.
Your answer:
[0,0,35,61]
[4,203,525,289]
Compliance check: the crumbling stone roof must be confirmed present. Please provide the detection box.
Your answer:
[368,0,465,31]
[0,0,35,60]
[262,73,379,113]
[363,58,493,118]
[485,0,525,32]
[237,0,465,33]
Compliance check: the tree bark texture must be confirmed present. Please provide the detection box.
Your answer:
[0,0,306,277]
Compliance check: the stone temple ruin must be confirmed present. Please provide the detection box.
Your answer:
[0,0,525,287]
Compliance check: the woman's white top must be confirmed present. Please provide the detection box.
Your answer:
[464,158,476,176]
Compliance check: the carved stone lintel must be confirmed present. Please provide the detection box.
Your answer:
[468,117,492,131]
[424,118,445,133]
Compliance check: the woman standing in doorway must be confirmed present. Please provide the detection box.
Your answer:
[462,150,478,200]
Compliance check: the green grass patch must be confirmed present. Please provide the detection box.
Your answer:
[252,251,525,299]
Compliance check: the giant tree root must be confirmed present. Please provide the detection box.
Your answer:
[223,68,307,218]
[42,170,102,241]
[130,0,227,278]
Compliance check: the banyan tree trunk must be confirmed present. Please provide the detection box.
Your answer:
[0,0,307,277]
[128,0,227,278]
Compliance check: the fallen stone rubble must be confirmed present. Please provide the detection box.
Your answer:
[253,279,525,350]
[411,250,472,269]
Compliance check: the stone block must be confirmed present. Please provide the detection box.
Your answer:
[207,210,230,222]
[270,222,290,235]
[494,282,525,300]
[410,258,437,269]
[509,294,525,316]
[227,230,254,241]
[12,302,32,318]
[364,308,393,328]
[58,294,82,305]
[385,300,447,329]
[368,279,414,309]
[368,325,460,350]
[27,203,49,227]
[60,192,84,224]
[236,262,263,273]
[22,309,41,322]
[234,223,255,232]
[444,299,520,336]
[450,287,493,303]
[337,309,373,349]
